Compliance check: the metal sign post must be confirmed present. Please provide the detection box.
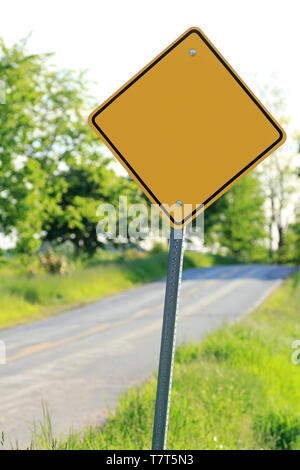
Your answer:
[152,227,185,450]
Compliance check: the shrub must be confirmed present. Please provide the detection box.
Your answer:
[38,247,69,275]
[254,409,300,450]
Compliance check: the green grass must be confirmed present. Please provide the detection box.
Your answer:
[0,250,235,329]
[26,270,300,450]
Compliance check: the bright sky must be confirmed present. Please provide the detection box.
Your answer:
[1,0,300,133]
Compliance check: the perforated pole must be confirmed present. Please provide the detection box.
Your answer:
[152,226,185,450]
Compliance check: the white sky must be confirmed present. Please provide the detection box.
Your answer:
[0,0,299,247]
[1,0,300,130]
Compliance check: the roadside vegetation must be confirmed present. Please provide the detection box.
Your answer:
[0,248,238,329]
[26,270,300,450]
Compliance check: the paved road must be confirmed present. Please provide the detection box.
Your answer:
[0,264,294,448]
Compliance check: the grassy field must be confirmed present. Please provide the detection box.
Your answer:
[28,269,300,450]
[0,250,236,329]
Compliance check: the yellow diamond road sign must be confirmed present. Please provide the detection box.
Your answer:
[89,27,286,228]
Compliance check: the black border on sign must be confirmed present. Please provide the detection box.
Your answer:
[91,28,284,226]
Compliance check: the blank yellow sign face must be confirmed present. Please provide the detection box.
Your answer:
[89,27,286,228]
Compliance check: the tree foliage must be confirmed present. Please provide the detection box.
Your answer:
[208,172,267,261]
[0,37,141,254]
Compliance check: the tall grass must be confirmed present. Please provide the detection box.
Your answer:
[26,270,300,450]
[0,250,232,329]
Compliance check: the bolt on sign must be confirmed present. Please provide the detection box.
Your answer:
[89,26,286,228]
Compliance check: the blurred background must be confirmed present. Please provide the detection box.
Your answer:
[0,0,299,451]
[0,0,299,328]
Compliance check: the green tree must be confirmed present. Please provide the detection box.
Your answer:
[43,162,142,255]
[0,37,51,252]
[260,151,298,262]
[256,84,298,262]
[281,199,300,264]
[211,172,267,261]
[0,37,140,254]
[204,195,227,245]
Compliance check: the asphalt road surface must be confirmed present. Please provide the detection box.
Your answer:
[0,264,295,448]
